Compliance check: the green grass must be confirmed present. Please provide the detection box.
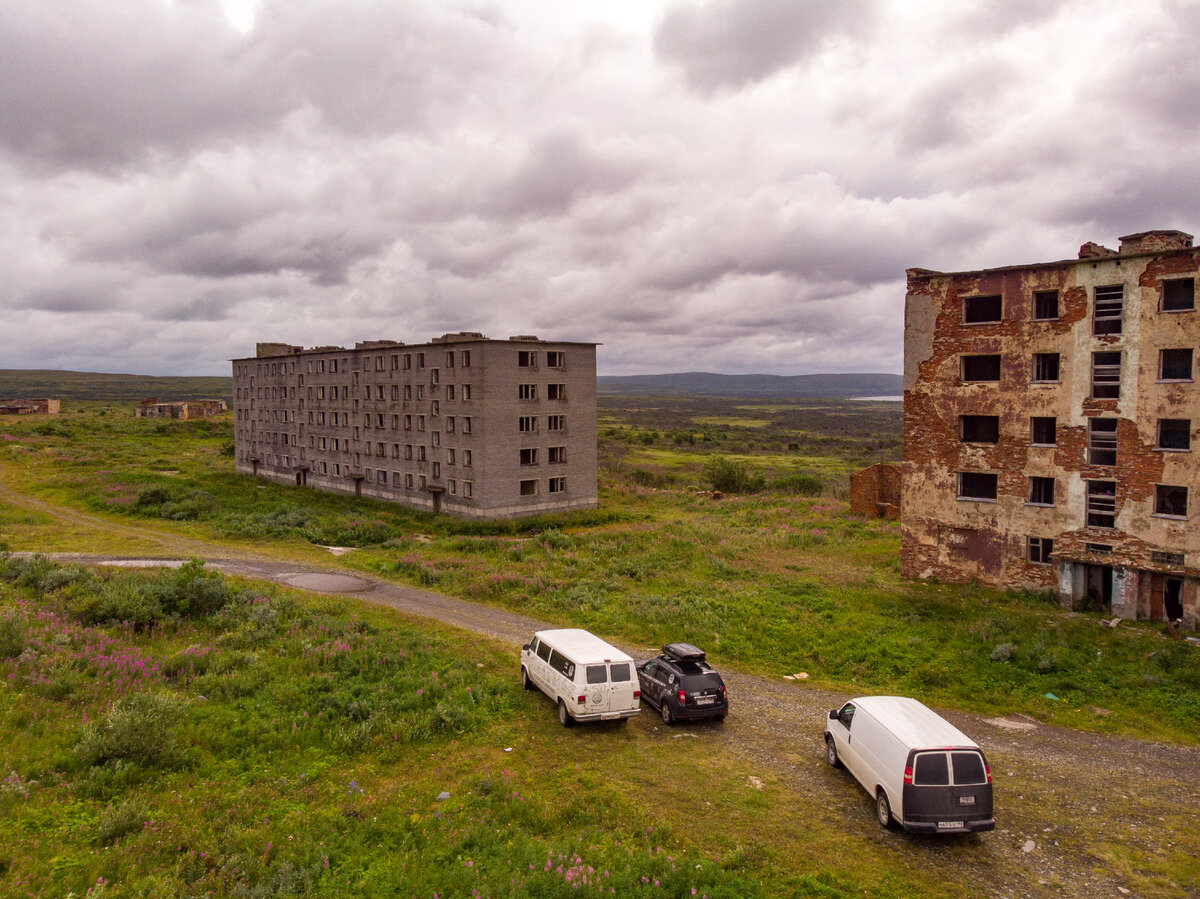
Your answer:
[0,559,954,898]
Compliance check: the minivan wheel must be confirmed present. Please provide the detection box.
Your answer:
[661,701,673,725]
[521,667,533,690]
[825,736,840,768]
[876,790,894,829]
[558,699,574,728]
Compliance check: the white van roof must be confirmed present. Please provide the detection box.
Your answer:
[852,696,979,750]
[536,629,632,664]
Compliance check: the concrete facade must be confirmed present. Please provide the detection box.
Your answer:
[136,399,227,419]
[0,399,60,415]
[232,333,599,520]
[903,230,1200,628]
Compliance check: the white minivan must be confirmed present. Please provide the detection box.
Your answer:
[521,629,641,727]
[824,696,994,833]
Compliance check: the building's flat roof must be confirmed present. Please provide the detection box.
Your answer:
[907,242,1197,281]
[233,335,599,362]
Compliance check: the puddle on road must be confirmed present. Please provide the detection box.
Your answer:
[283,573,373,594]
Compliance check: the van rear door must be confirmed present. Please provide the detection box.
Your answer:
[902,750,994,831]
[583,661,637,717]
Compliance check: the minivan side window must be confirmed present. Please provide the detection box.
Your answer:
[536,641,552,662]
[547,649,575,679]
[586,665,608,684]
[913,752,951,786]
[609,662,632,682]
[951,752,987,785]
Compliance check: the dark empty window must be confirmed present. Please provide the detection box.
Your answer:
[1033,353,1060,382]
[1028,476,1055,505]
[958,472,998,501]
[1158,419,1191,450]
[1160,348,1193,381]
[1088,418,1118,466]
[1152,550,1185,566]
[1092,352,1121,399]
[1031,416,1057,445]
[519,479,538,496]
[1093,284,1124,335]
[519,448,538,466]
[963,294,1002,323]
[960,415,1000,443]
[961,355,1001,382]
[1086,481,1116,528]
[1033,290,1060,320]
[1028,536,1053,564]
[1162,278,1195,312]
[1155,485,1188,517]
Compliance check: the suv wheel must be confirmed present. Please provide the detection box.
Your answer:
[661,701,673,725]
[558,699,574,728]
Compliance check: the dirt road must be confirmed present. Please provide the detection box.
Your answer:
[3,478,1198,898]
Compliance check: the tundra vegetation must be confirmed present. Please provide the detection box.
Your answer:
[0,394,1198,897]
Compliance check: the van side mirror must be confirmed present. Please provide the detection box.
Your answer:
[522,644,530,651]
[828,709,838,720]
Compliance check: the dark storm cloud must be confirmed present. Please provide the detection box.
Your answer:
[654,0,878,94]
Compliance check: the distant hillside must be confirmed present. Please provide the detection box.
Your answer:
[0,370,232,403]
[597,372,902,398]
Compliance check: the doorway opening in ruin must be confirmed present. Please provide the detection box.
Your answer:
[1082,564,1113,612]
[295,470,307,487]
[1164,577,1184,621]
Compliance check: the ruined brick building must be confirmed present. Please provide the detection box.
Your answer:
[136,399,227,419]
[903,230,1199,628]
[232,333,598,519]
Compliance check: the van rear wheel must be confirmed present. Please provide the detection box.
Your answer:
[825,735,840,768]
[876,790,894,829]
[557,699,574,728]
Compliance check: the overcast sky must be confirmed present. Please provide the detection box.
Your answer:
[2,0,1198,377]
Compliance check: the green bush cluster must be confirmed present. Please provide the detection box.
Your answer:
[0,610,25,659]
[702,456,766,494]
[772,472,825,495]
[75,691,187,769]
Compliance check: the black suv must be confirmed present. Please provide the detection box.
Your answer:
[635,643,728,724]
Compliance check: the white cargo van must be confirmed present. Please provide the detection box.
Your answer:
[521,629,641,727]
[824,696,994,833]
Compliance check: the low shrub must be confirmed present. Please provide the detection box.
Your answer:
[96,798,148,845]
[0,610,25,659]
[772,472,825,496]
[76,691,186,769]
[702,456,765,494]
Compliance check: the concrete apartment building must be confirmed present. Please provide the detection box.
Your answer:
[232,333,599,519]
[902,230,1199,628]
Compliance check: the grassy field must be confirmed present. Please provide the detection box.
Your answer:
[1,557,959,898]
[1,396,1199,895]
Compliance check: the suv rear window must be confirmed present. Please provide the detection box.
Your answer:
[951,752,987,784]
[913,752,950,785]
[681,673,722,692]
[609,662,631,682]
[585,665,608,684]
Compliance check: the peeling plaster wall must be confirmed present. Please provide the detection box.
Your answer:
[902,239,1200,625]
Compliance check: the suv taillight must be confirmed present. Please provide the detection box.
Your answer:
[678,689,686,704]
[721,684,727,697]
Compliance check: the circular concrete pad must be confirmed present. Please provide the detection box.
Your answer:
[283,572,373,594]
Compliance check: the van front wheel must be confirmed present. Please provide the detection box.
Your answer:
[558,699,574,728]
[876,790,894,829]
[521,667,533,690]
[825,736,840,767]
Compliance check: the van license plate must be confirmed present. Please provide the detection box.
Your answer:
[959,796,975,806]
[937,821,964,830]
[601,713,620,720]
